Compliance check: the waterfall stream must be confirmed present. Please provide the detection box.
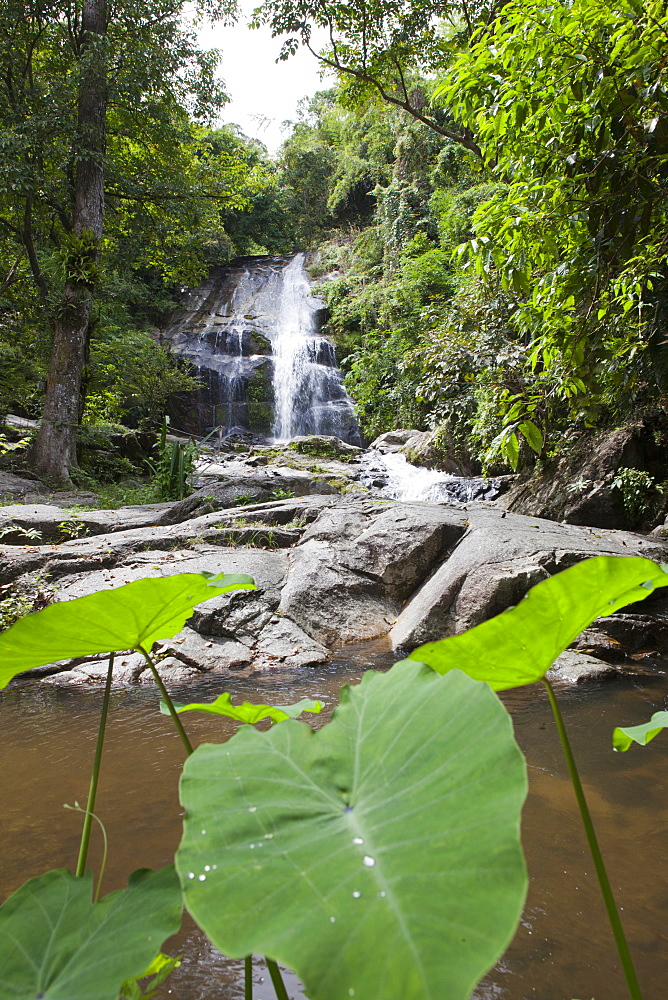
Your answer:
[162,253,359,444]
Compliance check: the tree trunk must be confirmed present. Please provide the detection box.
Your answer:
[31,0,106,481]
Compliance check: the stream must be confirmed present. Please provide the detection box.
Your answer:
[2,652,667,1000]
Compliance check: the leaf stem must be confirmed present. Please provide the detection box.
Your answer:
[245,955,253,1000]
[266,958,290,1000]
[542,678,643,1000]
[76,652,114,878]
[139,645,193,756]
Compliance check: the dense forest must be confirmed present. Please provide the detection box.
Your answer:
[1,0,667,485]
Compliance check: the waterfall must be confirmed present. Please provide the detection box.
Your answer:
[271,254,353,441]
[162,254,359,444]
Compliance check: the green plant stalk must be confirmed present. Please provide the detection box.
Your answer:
[139,646,194,756]
[142,647,290,999]
[75,652,114,878]
[245,954,253,1000]
[267,958,290,1000]
[542,679,643,1000]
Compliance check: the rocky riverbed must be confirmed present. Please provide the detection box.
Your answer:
[1,435,668,688]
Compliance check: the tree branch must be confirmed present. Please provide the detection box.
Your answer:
[22,193,49,300]
[0,249,26,295]
[305,42,483,158]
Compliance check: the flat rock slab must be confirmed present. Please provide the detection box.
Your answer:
[0,502,175,544]
[0,496,335,586]
[52,546,289,604]
[165,469,339,522]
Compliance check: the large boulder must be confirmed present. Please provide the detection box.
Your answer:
[502,419,668,530]
[389,506,668,653]
[279,499,468,644]
[401,428,478,477]
[369,429,421,453]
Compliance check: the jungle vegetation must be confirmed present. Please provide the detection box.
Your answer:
[0,0,666,478]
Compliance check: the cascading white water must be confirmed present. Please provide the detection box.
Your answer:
[360,450,501,504]
[270,254,352,441]
[162,253,359,442]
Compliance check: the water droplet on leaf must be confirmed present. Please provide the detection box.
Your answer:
[363,856,375,867]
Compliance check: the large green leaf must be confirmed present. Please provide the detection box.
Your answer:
[0,866,182,1000]
[0,572,255,689]
[613,711,668,752]
[161,692,323,723]
[405,556,668,691]
[177,662,528,1000]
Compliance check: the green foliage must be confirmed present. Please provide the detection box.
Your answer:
[0,866,182,1000]
[404,556,668,690]
[87,333,203,430]
[613,711,668,752]
[611,467,667,522]
[437,0,668,420]
[177,661,527,1000]
[0,571,255,688]
[0,1,293,433]
[148,420,198,501]
[119,953,182,1000]
[161,692,323,723]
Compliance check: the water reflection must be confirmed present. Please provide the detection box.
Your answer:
[1,655,667,1000]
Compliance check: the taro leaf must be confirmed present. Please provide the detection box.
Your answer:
[177,662,527,1000]
[119,952,181,1000]
[0,572,255,689]
[404,555,668,691]
[0,865,182,1000]
[613,711,668,752]
[160,693,323,723]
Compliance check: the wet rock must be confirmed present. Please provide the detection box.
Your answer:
[570,613,668,661]
[155,628,252,671]
[255,617,329,667]
[401,428,477,477]
[139,660,202,684]
[546,650,618,684]
[42,652,147,686]
[369,429,421,453]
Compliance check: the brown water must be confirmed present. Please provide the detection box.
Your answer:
[2,654,667,1000]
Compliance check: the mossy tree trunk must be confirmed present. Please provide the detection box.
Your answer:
[31,0,107,481]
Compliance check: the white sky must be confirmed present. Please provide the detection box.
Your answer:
[197,4,334,156]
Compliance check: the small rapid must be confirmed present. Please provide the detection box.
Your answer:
[360,451,503,504]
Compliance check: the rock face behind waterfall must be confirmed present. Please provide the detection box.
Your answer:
[161,254,360,444]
